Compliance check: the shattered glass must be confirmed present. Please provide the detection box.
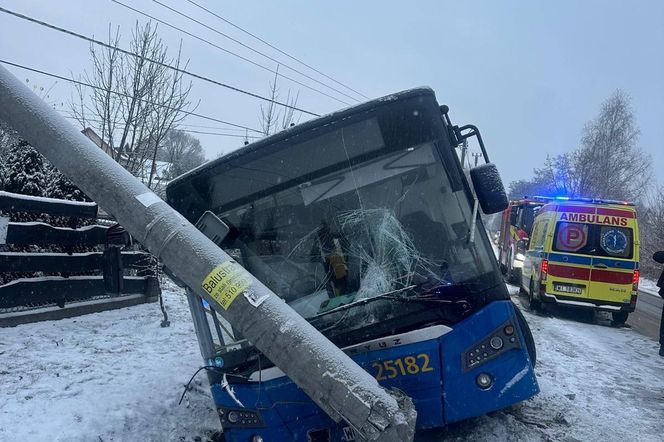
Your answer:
[337,208,440,300]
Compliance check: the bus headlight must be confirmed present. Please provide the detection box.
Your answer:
[463,321,522,371]
[227,411,240,423]
[251,436,264,442]
[217,407,264,428]
[490,336,504,350]
[476,373,493,389]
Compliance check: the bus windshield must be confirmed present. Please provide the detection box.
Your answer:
[209,119,496,329]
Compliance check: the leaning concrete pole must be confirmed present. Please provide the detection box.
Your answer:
[0,65,416,441]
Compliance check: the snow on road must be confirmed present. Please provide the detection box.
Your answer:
[506,284,663,442]
[1,280,664,441]
[420,284,664,442]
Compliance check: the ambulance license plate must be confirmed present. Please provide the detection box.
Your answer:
[554,283,583,294]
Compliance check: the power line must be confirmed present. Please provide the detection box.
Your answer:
[180,123,247,132]
[151,0,362,103]
[184,0,369,100]
[59,110,259,138]
[61,114,260,139]
[0,6,320,117]
[109,0,353,106]
[180,128,259,138]
[0,59,263,133]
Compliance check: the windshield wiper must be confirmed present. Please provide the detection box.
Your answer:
[311,284,418,318]
[382,282,472,313]
[312,278,474,319]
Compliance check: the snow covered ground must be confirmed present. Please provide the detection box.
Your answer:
[1,279,664,441]
[419,285,664,442]
[0,279,220,442]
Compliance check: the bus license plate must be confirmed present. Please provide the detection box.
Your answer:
[554,284,582,294]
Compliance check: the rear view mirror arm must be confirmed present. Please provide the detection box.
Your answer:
[454,124,489,163]
[439,104,489,163]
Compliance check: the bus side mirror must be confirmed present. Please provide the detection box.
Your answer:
[195,211,230,246]
[469,163,509,215]
[653,251,664,264]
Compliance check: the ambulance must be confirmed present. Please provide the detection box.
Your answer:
[521,197,639,324]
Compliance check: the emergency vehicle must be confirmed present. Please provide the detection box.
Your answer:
[521,197,639,324]
[497,198,546,283]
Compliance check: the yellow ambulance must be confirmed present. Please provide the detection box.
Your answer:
[521,197,639,324]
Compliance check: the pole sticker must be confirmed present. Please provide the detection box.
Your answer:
[202,261,252,310]
[135,192,162,208]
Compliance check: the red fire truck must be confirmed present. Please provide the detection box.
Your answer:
[497,197,547,283]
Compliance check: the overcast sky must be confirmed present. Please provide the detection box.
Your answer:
[1,0,662,189]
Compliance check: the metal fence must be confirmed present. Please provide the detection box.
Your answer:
[0,191,159,326]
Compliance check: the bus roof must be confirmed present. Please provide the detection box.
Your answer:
[167,87,436,190]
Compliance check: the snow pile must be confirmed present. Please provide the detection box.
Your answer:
[0,279,219,442]
[639,277,660,297]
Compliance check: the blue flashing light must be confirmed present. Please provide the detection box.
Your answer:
[528,195,634,207]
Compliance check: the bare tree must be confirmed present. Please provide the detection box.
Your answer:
[71,25,123,161]
[574,90,651,202]
[510,90,652,203]
[157,128,206,179]
[259,65,301,136]
[508,153,575,198]
[145,43,193,188]
[70,21,194,189]
[640,186,664,279]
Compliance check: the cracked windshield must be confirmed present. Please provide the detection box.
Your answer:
[0,1,663,442]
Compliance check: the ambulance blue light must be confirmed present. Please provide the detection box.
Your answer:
[530,195,635,206]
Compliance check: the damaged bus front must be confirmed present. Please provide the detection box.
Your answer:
[166,88,539,441]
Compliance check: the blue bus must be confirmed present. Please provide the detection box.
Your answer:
[166,88,539,442]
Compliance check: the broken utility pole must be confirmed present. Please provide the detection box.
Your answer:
[0,65,416,441]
